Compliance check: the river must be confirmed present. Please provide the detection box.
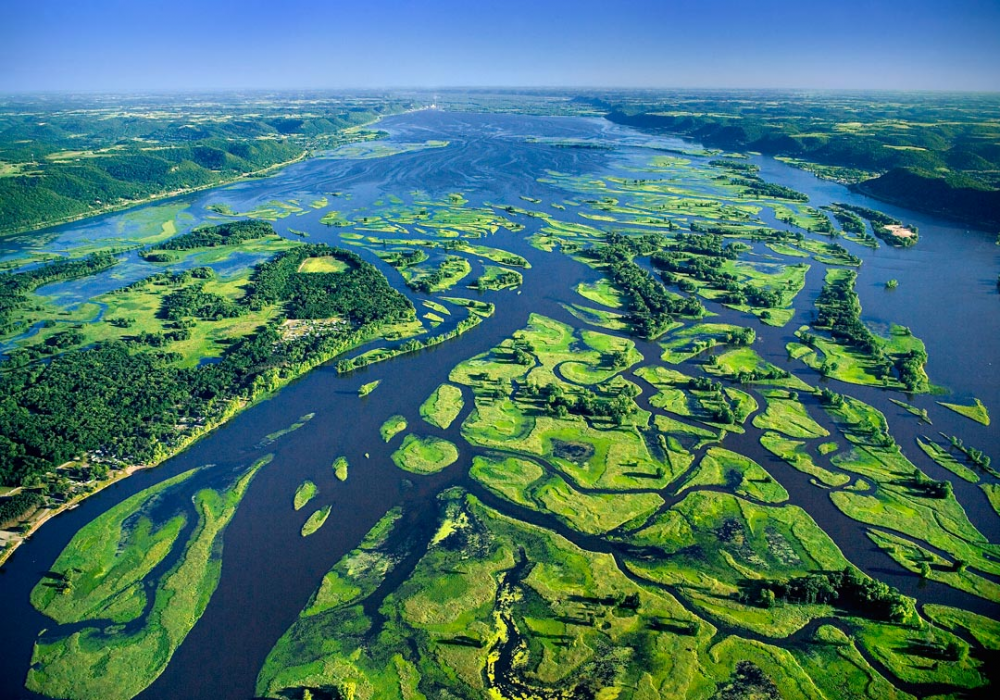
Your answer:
[0,109,997,699]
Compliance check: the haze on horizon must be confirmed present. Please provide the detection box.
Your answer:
[1,0,999,94]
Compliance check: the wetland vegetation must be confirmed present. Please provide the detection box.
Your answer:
[1,96,997,700]
[603,90,1000,228]
[0,93,417,235]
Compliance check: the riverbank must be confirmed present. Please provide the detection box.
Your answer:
[0,393,251,567]
[0,151,310,242]
[0,307,426,569]
[604,110,1000,232]
[0,108,429,242]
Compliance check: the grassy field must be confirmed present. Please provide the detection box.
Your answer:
[679,447,789,504]
[792,624,912,700]
[760,432,851,487]
[255,486,953,700]
[752,391,829,439]
[257,490,721,699]
[824,432,1000,584]
[938,398,990,426]
[469,453,665,535]
[256,507,404,697]
[297,256,348,273]
[420,383,466,429]
[917,437,979,483]
[924,604,1000,651]
[575,279,625,309]
[380,415,408,442]
[30,468,201,625]
[391,435,460,474]
[789,268,929,392]
[982,484,1000,518]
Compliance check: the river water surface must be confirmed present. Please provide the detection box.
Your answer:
[0,110,997,700]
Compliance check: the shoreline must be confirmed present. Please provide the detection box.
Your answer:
[0,395,247,567]
[0,307,430,567]
[0,152,310,242]
[849,180,1000,232]
[0,105,410,567]
[0,106,430,243]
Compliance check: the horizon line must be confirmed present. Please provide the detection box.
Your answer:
[3,85,1000,98]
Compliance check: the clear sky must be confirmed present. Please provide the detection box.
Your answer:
[2,0,999,92]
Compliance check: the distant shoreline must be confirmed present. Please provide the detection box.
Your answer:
[0,151,309,242]
[0,108,432,243]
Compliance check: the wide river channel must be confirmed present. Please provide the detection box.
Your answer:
[1,110,998,699]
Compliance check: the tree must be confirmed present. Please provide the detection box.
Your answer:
[619,592,641,610]
[608,350,629,369]
[945,640,968,663]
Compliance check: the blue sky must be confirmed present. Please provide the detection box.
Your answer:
[1,0,998,92]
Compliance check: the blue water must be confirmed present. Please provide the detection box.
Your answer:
[0,109,997,700]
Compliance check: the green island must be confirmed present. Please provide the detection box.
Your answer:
[420,382,466,429]
[332,456,349,482]
[938,399,991,426]
[391,435,460,474]
[293,480,318,511]
[790,269,928,392]
[27,455,270,700]
[358,380,380,397]
[380,415,408,443]
[301,505,332,537]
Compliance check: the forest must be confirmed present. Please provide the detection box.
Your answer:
[0,243,411,488]
[0,139,303,234]
[248,244,412,322]
[0,93,416,235]
[600,90,1000,227]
